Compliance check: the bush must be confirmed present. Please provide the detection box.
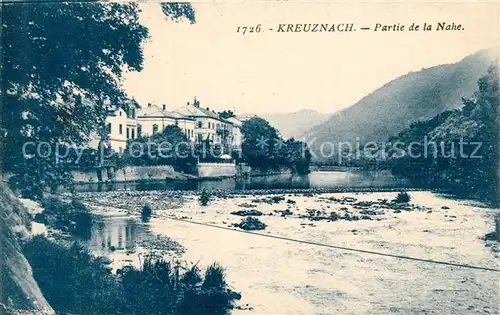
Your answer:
[23,236,126,314]
[141,204,153,222]
[24,237,241,315]
[393,191,411,203]
[203,263,226,289]
[200,190,210,206]
[234,217,267,231]
[38,197,93,238]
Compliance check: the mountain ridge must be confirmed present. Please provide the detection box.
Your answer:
[301,49,497,161]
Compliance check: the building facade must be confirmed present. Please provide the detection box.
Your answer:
[176,98,243,150]
[136,103,195,141]
[102,98,243,154]
[104,100,140,153]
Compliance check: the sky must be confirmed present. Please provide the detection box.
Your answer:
[123,1,499,115]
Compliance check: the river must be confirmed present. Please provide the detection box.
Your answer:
[77,171,499,315]
[75,169,412,193]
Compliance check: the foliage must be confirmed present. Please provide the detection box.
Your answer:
[304,50,494,162]
[24,236,240,315]
[36,197,93,238]
[23,236,126,314]
[393,191,411,203]
[123,125,197,173]
[203,263,227,289]
[219,110,235,119]
[200,190,211,206]
[387,64,499,204]
[241,117,311,174]
[2,2,196,199]
[141,204,153,222]
[120,255,241,315]
[160,2,196,24]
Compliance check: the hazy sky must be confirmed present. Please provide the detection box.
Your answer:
[123,1,498,115]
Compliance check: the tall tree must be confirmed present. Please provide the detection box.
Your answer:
[1,2,195,198]
[241,117,311,173]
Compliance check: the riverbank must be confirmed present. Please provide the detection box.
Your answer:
[80,189,499,315]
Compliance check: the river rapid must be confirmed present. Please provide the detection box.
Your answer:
[76,171,499,315]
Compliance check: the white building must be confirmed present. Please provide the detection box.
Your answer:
[99,98,243,154]
[226,116,243,150]
[176,98,243,150]
[102,100,140,153]
[136,103,195,141]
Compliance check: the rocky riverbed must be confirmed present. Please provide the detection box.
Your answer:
[80,189,499,315]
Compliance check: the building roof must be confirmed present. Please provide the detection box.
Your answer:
[176,99,223,120]
[137,105,194,120]
[225,116,243,126]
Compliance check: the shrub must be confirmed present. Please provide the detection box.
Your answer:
[141,204,153,222]
[394,191,411,203]
[200,190,210,206]
[39,197,93,238]
[23,236,126,314]
[234,217,267,231]
[203,263,226,289]
[24,237,241,315]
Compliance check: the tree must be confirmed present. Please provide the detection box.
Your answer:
[219,110,235,119]
[1,2,195,199]
[241,117,311,173]
[241,117,281,170]
[280,138,312,175]
[387,64,499,204]
[123,125,196,173]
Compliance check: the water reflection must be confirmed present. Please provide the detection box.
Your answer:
[89,215,146,255]
[75,170,411,193]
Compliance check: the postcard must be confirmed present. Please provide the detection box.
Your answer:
[1,1,498,314]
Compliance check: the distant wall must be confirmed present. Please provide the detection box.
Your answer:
[115,165,179,182]
[72,165,185,183]
[197,162,236,178]
[72,169,104,183]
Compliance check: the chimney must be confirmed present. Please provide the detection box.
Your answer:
[148,103,151,107]
[206,107,210,111]
[162,104,166,110]
[187,102,190,105]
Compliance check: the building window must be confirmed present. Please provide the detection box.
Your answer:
[126,127,130,139]
[197,121,202,128]
[119,124,123,135]
[107,123,111,134]
[131,109,136,119]
[131,128,135,139]
[137,125,142,137]
[119,111,122,116]
[153,124,159,135]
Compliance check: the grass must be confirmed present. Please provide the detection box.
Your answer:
[23,236,241,315]
[393,191,411,203]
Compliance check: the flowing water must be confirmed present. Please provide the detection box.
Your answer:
[77,171,499,314]
[75,169,412,192]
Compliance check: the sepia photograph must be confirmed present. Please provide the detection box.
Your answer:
[0,1,499,314]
